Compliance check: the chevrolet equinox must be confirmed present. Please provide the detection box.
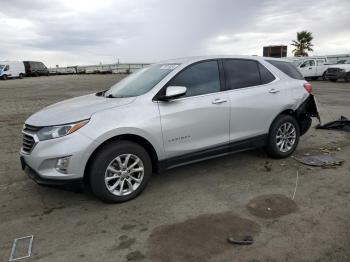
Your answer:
[20,56,319,203]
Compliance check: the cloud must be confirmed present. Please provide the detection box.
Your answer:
[0,0,349,66]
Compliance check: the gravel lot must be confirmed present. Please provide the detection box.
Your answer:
[0,75,349,262]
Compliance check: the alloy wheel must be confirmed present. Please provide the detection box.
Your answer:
[276,122,296,153]
[104,154,144,196]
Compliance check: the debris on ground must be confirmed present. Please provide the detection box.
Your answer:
[320,146,342,154]
[263,161,272,172]
[293,155,344,167]
[317,116,350,132]
[227,235,254,245]
[246,194,298,219]
[9,235,33,261]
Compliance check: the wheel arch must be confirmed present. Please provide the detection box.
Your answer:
[84,134,160,183]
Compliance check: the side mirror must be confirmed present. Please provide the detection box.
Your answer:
[159,86,187,101]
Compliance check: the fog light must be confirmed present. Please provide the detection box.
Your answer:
[56,156,71,174]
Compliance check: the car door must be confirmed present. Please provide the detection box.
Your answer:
[222,59,290,143]
[157,60,230,159]
[4,65,11,77]
[299,59,316,77]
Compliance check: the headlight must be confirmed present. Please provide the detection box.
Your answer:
[36,120,89,141]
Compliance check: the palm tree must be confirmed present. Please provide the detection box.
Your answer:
[291,31,314,57]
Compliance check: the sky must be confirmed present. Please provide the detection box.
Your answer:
[0,0,349,67]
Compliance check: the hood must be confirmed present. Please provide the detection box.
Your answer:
[26,93,136,126]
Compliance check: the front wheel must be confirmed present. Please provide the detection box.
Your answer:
[265,115,300,158]
[2,74,8,80]
[322,72,327,81]
[89,141,152,203]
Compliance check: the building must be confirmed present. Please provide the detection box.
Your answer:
[263,45,287,58]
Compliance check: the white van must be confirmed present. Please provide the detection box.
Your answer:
[0,61,25,80]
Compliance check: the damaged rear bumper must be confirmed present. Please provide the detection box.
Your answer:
[296,94,319,135]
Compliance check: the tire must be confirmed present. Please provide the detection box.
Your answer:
[19,73,24,79]
[2,74,8,80]
[265,115,300,158]
[330,79,337,82]
[345,72,350,82]
[89,140,152,203]
[322,72,327,81]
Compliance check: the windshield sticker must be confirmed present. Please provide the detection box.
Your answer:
[160,64,179,70]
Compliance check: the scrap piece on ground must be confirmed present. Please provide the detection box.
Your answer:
[227,235,254,245]
[9,235,33,261]
[316,116,350,132]
[294,155,344,167]
[246,194,298,219]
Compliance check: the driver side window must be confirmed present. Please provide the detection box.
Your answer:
[4,65,9,71]
[167,60,221,98]
[303,60,315,67]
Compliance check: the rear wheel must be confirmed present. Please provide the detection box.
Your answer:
[265,115,300,158]
[89,141,152,203]
[19,73,24,79]
[345,72,350,82]
[322,72,327,81]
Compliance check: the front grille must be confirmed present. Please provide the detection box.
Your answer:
[23,124,41,133]
[22,133,36,153]
[22,124,40,154]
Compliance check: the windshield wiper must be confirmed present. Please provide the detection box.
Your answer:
[105,94,130,98]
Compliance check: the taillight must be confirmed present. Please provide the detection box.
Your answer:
[304,82,313,93]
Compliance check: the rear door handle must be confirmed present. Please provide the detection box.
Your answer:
[212,98,227,104]
[269,88,280,94]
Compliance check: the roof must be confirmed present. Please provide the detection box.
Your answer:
[156,55,291,65]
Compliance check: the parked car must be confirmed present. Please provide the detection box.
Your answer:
[325,64,350,82]
[20,56,319,203]
[23,61,49,76]
[297,58,330,80]
[0,61,25,80]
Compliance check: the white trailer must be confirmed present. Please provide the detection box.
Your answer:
[0,61,25,80]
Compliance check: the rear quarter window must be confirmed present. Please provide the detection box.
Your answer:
[266,60,304,80]
[258,63,275,84]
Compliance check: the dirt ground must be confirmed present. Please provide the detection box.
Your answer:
[0,75,349,262]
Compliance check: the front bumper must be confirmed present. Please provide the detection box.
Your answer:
[20,130,98,183]
[21,156,83,186]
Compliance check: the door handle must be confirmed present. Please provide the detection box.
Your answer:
[212,98,227,104]
[269,88,280,94]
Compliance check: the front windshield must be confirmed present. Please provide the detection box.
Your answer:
[292,60,303,67]
[0,65,4,70]
[105,63,179,97]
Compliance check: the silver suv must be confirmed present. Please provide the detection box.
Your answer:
[20,56,319,203]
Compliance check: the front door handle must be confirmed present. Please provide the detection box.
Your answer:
[212,98,227,104]
[269,88,280,94]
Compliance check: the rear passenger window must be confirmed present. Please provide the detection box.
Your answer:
[223,59,260,89]
[266,60,304,80]
[168,60,220,98]
[258,64,275,84]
